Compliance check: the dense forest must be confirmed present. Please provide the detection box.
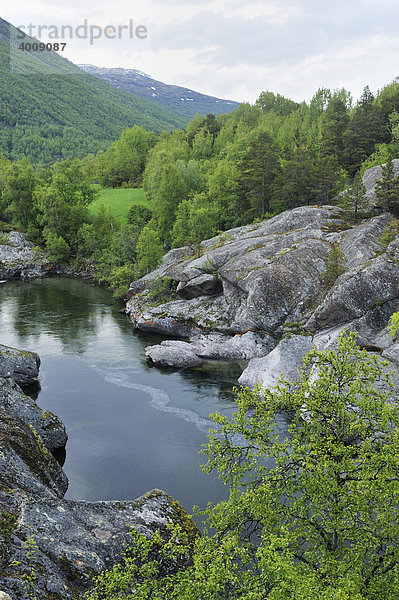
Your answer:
[2,78,399,296]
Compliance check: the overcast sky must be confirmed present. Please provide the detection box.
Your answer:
[3,0,399,103]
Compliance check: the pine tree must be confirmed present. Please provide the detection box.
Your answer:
[375,160,399,216]
[321,93,350,166]
[238,130,280,218]
[278,146,316,209]
[344,86,382,176]
[342,171,369,221]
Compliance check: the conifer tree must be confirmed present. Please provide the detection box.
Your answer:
[375,159,399,216]
[342,171,369,221]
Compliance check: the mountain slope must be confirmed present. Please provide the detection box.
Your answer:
[0,18,186,163]
[78,64,240,119]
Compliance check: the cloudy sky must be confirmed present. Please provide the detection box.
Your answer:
[3,0,399,103]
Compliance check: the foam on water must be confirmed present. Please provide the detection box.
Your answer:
[88,361,216,434]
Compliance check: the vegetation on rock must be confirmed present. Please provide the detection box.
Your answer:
[86,333,399,599]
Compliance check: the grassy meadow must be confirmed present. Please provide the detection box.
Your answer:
[89,185,150,224]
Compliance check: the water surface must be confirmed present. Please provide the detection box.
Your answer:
[0,278,242,514]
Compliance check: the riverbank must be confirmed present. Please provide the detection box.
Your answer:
[0,340,198,599]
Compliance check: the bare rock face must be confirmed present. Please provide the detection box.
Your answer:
[239,335,313,389]
[127,206,343,338]
[0,231,50,279]
[126,202,399,401]
[362,158,399,204]
[306,256,399,333]
[0,344,40,386]
[146,340,204,368]
[0,348,198,600]
[0,377,67,453]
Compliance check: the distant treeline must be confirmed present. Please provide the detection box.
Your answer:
[2,80,399,295]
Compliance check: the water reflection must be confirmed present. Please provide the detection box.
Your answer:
[0,278,114,354]
[0,277,241,512]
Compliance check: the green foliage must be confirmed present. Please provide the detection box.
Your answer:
[341,171,369,221]
[85,523,195,600]
[10,535,39,600]
[321,241,347,285]
[105,264,137,299]
[147,276,178,306]
[378,218,399,247]
[127,204,152,228]
[152,163,188,245]
[92,126,156,188]
[255,90,300,116]
[87,333,399,599]
[389,311,399,339]
[1,157,37,228]
[238,130,281,218]
[376,160,399,216]
[44,232,70,263]
[276,146,316,209]
[0,511,17,543]
[0,20,185,164]
[171,195,219,250]
[135,224,164,276]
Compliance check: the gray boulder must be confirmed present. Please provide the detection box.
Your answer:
[306,255,399,333]
[190,331,276,360]
[0,231,50,279]
[146,340,203,368]
[145,331,276,370]
[339,214,390,268]
[0,377,67,453]
[362,159,399,203]
[239,335,314,390]
[0,344,40,386]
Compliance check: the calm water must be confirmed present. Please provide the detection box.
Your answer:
[0,277,243,515]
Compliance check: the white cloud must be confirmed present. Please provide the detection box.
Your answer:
[3,0,399,104]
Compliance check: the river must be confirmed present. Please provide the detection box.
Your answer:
[0,277,243,516]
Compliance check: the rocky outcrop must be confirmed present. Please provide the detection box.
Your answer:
[127,203,399,399]
[146,340,204,368]
[0,378,67,453]
[0,231,50,279]
[239,335,313,389]
[146,331,276,369]
[127,206,344,338]
[362,158,399,205]
[0,347,198,599]
[0,345,40,386]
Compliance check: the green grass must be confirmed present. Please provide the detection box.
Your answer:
[89,186,150,224]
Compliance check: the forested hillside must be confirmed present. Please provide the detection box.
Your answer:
[0,18,185,163]
[91,81,399,256]
[2,75,399,297]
